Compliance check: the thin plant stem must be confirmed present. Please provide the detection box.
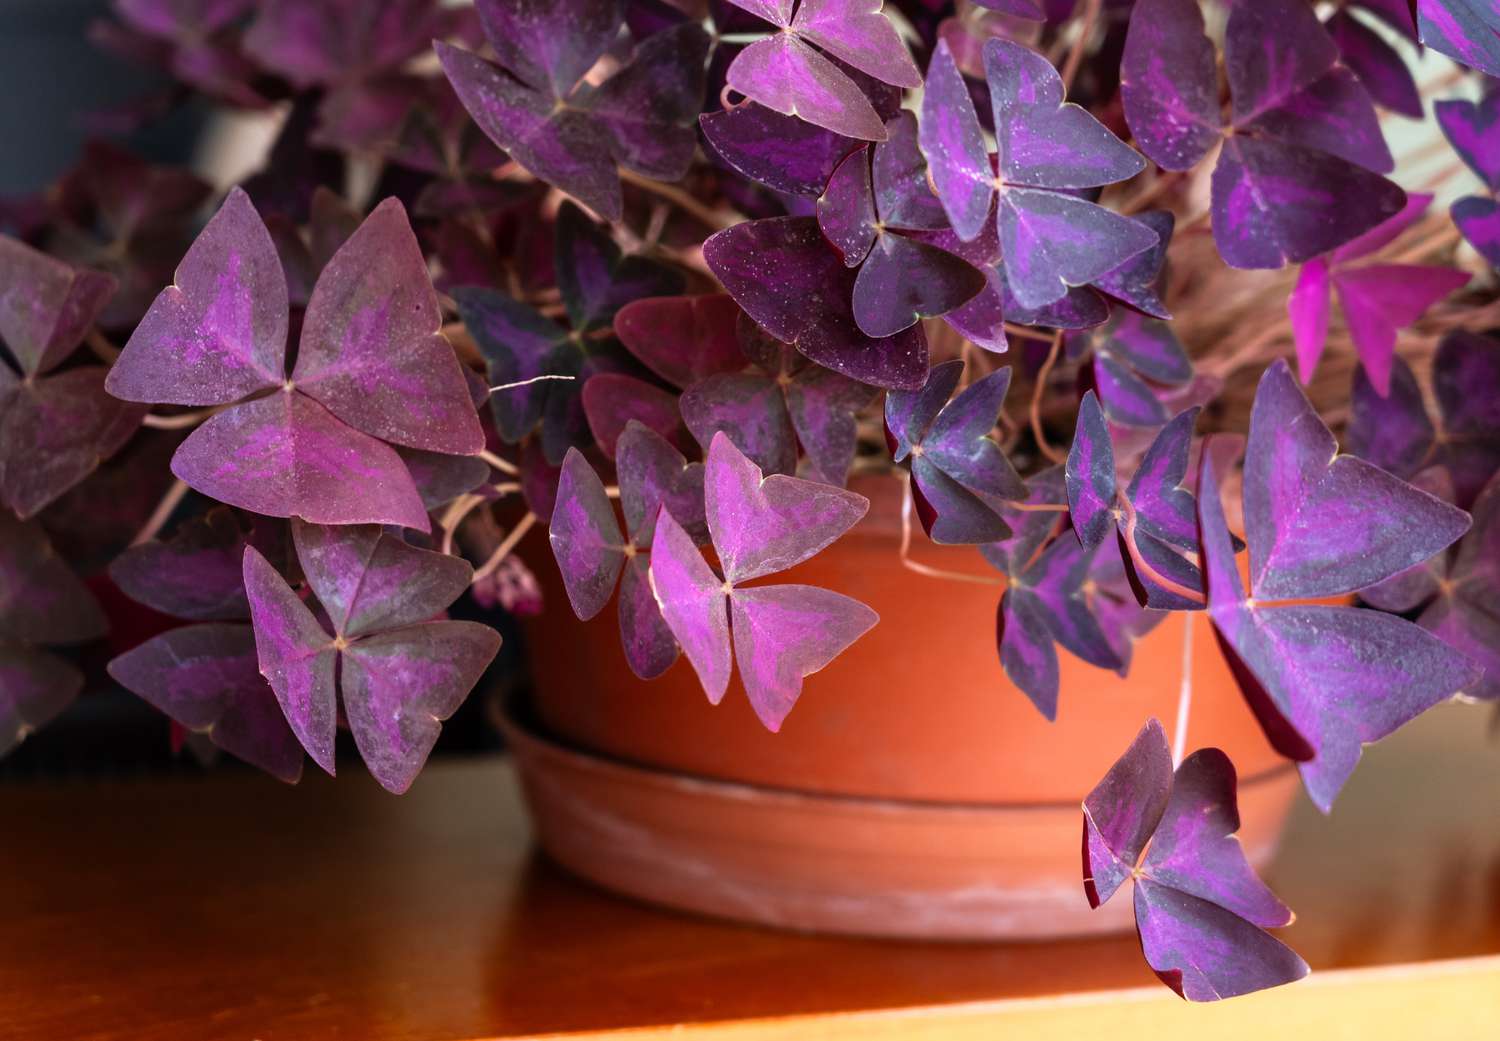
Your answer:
[1001,500,1070,513]
[616,168,743,230]
[142,407,218,430]
[477,449,519,476]
[473,512,537,583]
[439,494,486,556]
[86,328,121,365]
[1172,615,1194,768]
[130,478,189,546]
[1031,331,1068,464]
[898,474,1004,586]
[1059,0,1102,92]
[490,373,575,392]
[1003,322,1058,343]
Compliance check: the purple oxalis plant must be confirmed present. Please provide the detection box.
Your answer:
[1084,719,1309,1001]
[105,187,482,530]
[1122,0,1406,268]
[0,0,1497,1007]
[649,432,878,731]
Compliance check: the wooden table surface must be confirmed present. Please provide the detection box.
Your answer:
[2,704,1498,1041]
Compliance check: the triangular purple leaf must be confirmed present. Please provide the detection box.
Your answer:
[108,623,304,783]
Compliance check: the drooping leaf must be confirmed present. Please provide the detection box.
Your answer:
[1084,719,1308,1002]
[108,623,304,782]
[1200,385,1481,810]
[884,361,1025,544]
[1243,360,1471,599]
[108,508,261,621]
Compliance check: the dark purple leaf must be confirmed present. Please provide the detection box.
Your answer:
[1327,10,1423,119]
[997,588,1061,719]
[1094,353,1171,427]
[1120,0,1221,171]
[871,112,948,231]
[985,39,1146,190]
[435,41,622,220]
[1346,357,1436,479]
[1,644,83,758]
[472,0,622,98]
[1066,390,1117,548]
[339,618,500,794]
[816,147,878,266]
[244,0,442,89]
[549,447,627,622]
[1435,92,1500,192]
[108,623,304,783]
[614,294,745,390]
[244,527,499,793]
[703,216,929,390]
[0,236,116,377]
[454,287,568,443]
[588,23,711,182]
[292,198,481,455]
[1243,360,1471,599]
[397,447,491,509]
[1199,444,1480,811]
[581,373,688,458]
[104,187,287,406]
[1213,135,1406,270]
[1243,67,1394,176]
[999,188,1159,309]
[555,202,685,331]
[1416,0,1500,77]
[1090,210,1174,320]
[784,363,877,486]
[171,390,431,531]
[0,512,106,647]
[921,367,1026,501]
[1452,195,1500,268]
[1125,407,1201,551]
[0,367,144,519]
[292,520,472,638]
[1101,311,1193,385]
[1084,720,1307,1001]
[616,420,705,546]
[1082,718,1172,907]
[911,456,1014,544]
[242,544,339,775]
[681,372,798,477]
[852,233,986,338]
[700,102,861,197]
[108,508,256,621]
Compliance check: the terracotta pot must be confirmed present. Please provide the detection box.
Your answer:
[514,474,1299,939]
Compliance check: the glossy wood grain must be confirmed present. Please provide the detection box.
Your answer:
[1,702,1497,1041]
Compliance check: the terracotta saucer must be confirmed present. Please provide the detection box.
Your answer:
[497,695,1301,941]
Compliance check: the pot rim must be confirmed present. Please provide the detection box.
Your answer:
[495,689,1298,817]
